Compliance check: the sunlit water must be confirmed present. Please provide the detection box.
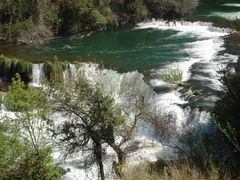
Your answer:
[192,0,240,20]
[0,1,239,179]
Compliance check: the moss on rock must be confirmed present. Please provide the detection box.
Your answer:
[43,60,70,82]
[0,55,32,82]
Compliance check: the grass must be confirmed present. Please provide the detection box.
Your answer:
[156,68,183,84]
[120,160,228,180]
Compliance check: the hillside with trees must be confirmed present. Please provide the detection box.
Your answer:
[0,0,199,44]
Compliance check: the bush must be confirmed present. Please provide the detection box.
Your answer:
[4,74,45,111]
[11,147,63,180]
[145,0,199,18]
[213,67,240,178]
[0,121,63,180]
[90,9,108,27]
[1,76,64,179]
[214,70,240,149]
[0,121,24,179]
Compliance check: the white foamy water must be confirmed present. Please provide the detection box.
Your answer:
[223,3,240,8]
[2,20,239,180]
[209,3,240,20]
[210,11,240,20]
[30,63,44,87]
[138,20,233,92]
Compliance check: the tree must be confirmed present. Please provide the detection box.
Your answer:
[4,74,48,152]
[214,68,240,151]
[48,78,125,180]
[2,74,63,179]
[0,120,24,179]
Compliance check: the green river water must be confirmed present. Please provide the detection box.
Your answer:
[0,0,239,73]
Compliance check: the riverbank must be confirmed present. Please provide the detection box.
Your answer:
[0,0,199,45]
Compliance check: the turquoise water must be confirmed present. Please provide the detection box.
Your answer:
[192,0,240,20]
[0,0,239,72]
[11,28,198,72]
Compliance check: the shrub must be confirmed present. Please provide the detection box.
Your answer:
[213,68,240,178]
[90,9,108,27]
[0,121,63,180]
[4,74,45,111]
[11,147,63,180]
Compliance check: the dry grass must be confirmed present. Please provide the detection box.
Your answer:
[120,161,231,180]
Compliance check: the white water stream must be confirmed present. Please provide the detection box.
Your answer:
[210,3,240,20]
[1,20,239,179]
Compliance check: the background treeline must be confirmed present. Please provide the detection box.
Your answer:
[0,0,199,44]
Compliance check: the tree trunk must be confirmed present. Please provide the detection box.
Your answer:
[110,143,126,177]
[94,142,105,180]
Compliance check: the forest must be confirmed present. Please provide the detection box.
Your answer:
[0,0,199,44]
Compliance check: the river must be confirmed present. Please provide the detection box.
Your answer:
[0,1,240,180]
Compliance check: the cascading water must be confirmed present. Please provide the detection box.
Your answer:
[30,63,44,87]
[60,20,237,179]
[2,20,239,179]
[210,3,240,20]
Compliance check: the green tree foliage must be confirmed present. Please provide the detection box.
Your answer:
[214,69,240,151]
[213,67,240,178]
[0,0,199,41]
[125,0,149,21]
[0,121,63,179]
[4,74,44,111]
[14,147,63,180]
[0,121,24,179]
[0,0,33,23]
[48,78,125,179]
[0,75,64,179]
[41,2,61,33]
[0,0,34,41]
[145,0,199,18]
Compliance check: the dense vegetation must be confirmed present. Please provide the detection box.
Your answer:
[0,0,199,44]
[0,75,63,179]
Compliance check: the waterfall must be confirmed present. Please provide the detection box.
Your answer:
[31,63,44,87]
[137,19,233,34]
[2,19,238,179]
[139,19,237,109]
[41,19,239,178]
